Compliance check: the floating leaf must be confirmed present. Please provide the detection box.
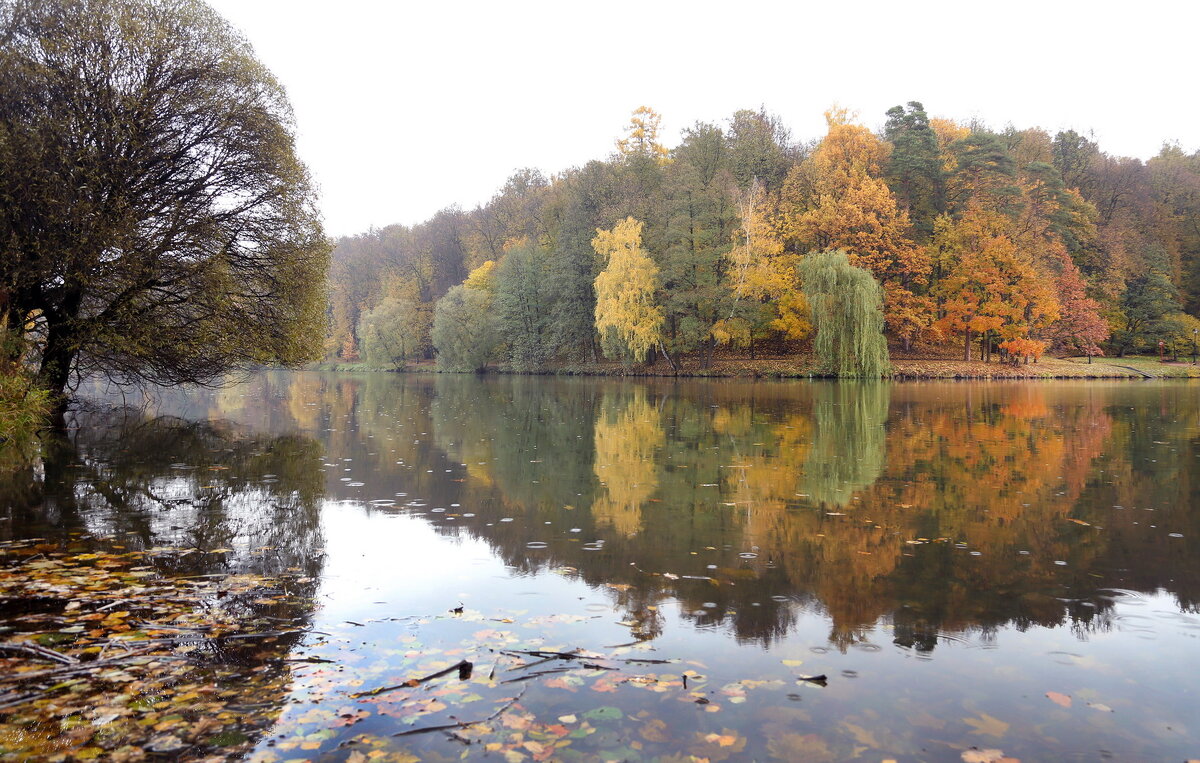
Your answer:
[640,718,670,742]
[961,750,1007,763]
[1045,691,1072,708]
[206,730,250,746]
[583,706,624,721]
[963,713,1010,737]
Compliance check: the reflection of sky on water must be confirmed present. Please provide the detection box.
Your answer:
[57,371,1200,760]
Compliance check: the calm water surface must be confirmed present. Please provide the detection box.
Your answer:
[5,372,1199,761]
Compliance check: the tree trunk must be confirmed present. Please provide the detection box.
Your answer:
[38,324,77,426]
[657,340,678,374]
[964,329,972,361]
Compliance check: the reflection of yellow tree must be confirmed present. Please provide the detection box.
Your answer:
[591,387,664,537]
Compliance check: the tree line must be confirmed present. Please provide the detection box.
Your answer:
[329,103,1200,372]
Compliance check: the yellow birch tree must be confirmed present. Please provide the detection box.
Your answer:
[593,218,665,363]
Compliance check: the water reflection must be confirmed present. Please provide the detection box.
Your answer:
[10,373,1194,761]
[387,377,1200,652]
[0,405,327,757]
[5,407,325,578]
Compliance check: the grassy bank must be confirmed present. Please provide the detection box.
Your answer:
[0,370,50,459]
[313,354,1200,380]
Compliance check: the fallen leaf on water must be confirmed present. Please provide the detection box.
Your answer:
[705,732,739,747]
[766,732,834,762]
[583,706,623,721]
[961,749,1012,763]
[842,720,881,748]
[963,713,1010,737]
[640,718,670,742]
[1045,691,1072,708]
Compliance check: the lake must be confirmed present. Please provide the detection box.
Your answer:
[3,372,1198,761]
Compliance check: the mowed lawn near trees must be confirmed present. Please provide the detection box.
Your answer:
[331,105,1200,377]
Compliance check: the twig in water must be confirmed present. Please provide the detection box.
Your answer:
[499,668,571,685]
[504,654,558,672]
[350,660,473,698]
[603,638,652,649]
[582,663,617,671]
[500,648,582,660]
[0,642,77,665]
[392,688,526,738]
[0,691,40,711]
[0,648,157,685]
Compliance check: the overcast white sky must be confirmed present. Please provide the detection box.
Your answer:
[206,0,1199,238]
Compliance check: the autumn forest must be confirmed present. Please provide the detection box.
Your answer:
[327,103,1200,373]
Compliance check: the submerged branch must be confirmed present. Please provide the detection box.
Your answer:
[391,688,526,738]
[350,659,473,698]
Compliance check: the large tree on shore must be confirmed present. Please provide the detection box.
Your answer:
[0,0,330,409]
[799,250,890,378]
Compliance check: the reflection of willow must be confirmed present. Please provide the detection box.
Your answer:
[591,387,664,537]
[346,374,1200,655]
[9,407,326,578]
[803,382,889,507]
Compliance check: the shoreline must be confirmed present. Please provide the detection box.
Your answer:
[311,355,1200,381]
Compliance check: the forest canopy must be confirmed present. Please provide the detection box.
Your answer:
[327,103,1200,372]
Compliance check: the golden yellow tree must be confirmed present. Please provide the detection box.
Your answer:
[616,106,671,165]
[593,218,667,363]
[721,178,809,342]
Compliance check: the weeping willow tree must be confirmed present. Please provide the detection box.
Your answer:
[799,250,890,378]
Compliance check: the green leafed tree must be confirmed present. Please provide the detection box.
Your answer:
[1110,270,1183,356]
[884,101,943,240]
[431,285,498,372]
[659,122,736,367]
[593,218,666,365]
[495,243,554,371]
[0,0,330,413]
[799,250,890,377]
[358,298,428,370]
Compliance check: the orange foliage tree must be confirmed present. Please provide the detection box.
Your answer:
[779,111,934,347]
[932,208,1060,361]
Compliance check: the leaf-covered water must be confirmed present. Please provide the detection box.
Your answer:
[3,372,1198,761]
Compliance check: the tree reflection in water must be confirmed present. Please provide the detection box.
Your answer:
[0,405,326,757]
[416,377,1200,651]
